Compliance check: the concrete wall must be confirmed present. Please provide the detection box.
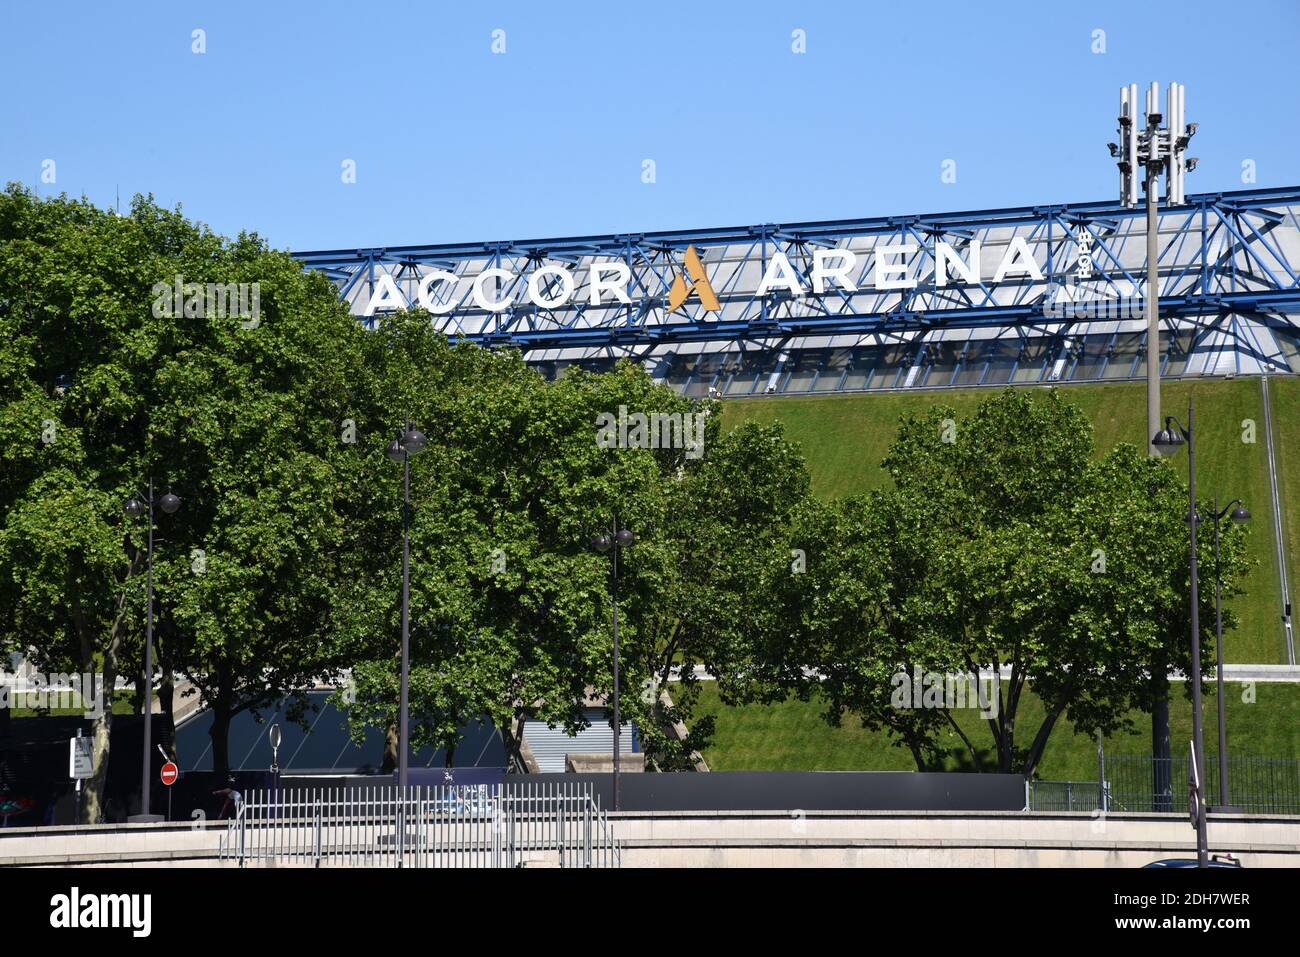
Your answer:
[0,821,229,867]
[611,810,1300,867]
[2,809,1296,868]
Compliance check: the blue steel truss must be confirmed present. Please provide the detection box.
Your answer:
[293,186,1300,395]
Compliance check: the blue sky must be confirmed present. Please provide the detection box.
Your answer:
[2,0,1296,251]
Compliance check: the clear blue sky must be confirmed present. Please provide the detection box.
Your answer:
[2,0,1296,251]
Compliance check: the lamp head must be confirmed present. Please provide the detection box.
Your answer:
[1230,505,1251,523]
[590,533,612,554]
[124,498,146,518]
[1152,423,1185,457]
[159,492,181,514]
[385,438,406,463]
[615,528,636,547]
[402,428,428,456]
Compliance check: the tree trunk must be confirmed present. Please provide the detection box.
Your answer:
[81,653,117,824]
[209,706,232,778]
[906,738,927,771]
[1022,709,1062,780]
[381,723,398,774]
[209,666,239,778]
[504,713,528,771]
[1151,654,1172,811]
[77,552,139,824]
[158,673,176,759]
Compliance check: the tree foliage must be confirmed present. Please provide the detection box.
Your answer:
[751,389,1251,776]
[0,187,1257,804]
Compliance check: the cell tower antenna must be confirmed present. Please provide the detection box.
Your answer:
[1107,79,1200,863]
[1108,80,1197,447]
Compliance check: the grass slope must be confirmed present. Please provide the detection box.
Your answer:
[722,376,1295,664]
[690,680,1300,777]
[1269,376,1300,658]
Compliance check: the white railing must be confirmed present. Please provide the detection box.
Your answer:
[220,782,619,868]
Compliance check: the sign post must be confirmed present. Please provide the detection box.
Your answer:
[68,730,92,822]
[160,758,178,822]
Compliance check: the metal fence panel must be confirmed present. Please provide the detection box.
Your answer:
[1030,755,1300,814]
[219,781,620,868]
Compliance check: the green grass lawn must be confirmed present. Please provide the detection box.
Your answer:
[10,690,135,717]
[1270,376,1300,650]
[689,679,1300,776]
[721,376,1295,664]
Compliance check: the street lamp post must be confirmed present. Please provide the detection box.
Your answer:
[590,520,634,812]
[1152,397,1208,866]
[1110,82,1198,811]
[123,479,181,823]
[385,423,428,790]
[1211,496,1250,808]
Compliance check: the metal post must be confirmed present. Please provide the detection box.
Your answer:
[584,798,593,868]
[508,791,516,868]
[74,727,83,823]
[1141,92,1174,813]
[399,449,410,790]
[1147,150,1175,812]
[1214,499,1229,807]
[141,476,154,820]
[1186,399,1209,866]
[492,786,501,868]
[1145,139,1161,458]
[1097,732,1107,813]
[397,792,406,869]
[611,518,620,813]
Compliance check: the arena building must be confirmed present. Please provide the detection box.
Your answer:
[293,186,1300,398]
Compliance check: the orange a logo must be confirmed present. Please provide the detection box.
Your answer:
[666,245,721,312]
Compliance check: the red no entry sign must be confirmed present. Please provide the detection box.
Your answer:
[160,762,179,787]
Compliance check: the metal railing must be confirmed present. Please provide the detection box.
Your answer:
[219,782,620,868]
[1027,780,1106,813]
[1029,755,1300,814]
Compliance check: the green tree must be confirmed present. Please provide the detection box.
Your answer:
[335,324,814,772]
[334,315,605,768]
[156,234,371,775]
[0,187,188,818]
[0,186,371,811]
[759,388,1249,777]
[632,419,813,768]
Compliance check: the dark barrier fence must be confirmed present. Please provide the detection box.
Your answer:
[1029,755,1300,814]
[149,769,1024,819]
[530,771,1028,812]
[165,769,1028,820]
[3,715,168,826]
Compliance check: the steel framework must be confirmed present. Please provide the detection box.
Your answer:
[293,186,1300,396]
